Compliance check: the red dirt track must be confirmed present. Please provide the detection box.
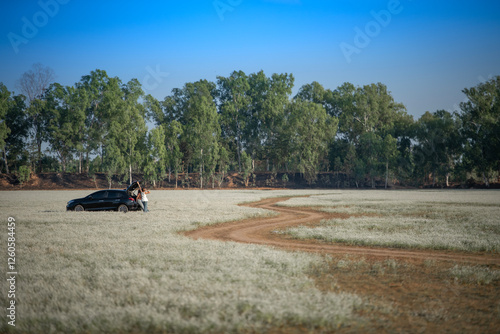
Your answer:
[185,196,500,265]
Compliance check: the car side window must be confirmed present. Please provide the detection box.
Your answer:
[108,191,123,199]
[91,191,107,200]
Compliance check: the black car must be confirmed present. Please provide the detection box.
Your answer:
[66,182,141,213]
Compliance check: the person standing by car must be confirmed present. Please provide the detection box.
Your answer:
[136,189,144,211]
[141,187,150,212]
[138,182,150,212]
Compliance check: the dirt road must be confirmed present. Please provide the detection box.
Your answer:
[185,196,500,265]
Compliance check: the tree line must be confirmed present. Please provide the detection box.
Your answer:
[1,64,499,188]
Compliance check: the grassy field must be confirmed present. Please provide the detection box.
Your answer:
[1,189,361,334]
[0,189,499,333]
[280,190,500,252]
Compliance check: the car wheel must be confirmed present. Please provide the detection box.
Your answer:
[118,204,128,213]
[74,205,84,212]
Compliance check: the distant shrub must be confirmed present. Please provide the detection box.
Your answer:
[18,165,31,184]
[282,173,289,188]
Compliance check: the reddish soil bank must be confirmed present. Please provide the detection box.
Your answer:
[3,172,498,190]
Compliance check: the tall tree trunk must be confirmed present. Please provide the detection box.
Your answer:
[129,163,132,185]
[129,144,133,185]
[100,144,104,171]
[3,148,9,174]
[482,172,490,187]
[200,148,203,189]
[79,152,82,174]
[234,116,242,172]
[61,155,66,173]
[236,138,242,172]
[85,150,90,173]
[385,160,389,189]
[37,140,42,173]
[498,162,500,183]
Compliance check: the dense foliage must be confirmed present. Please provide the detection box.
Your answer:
[1,64,499,187]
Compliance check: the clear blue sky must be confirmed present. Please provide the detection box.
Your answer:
[1,0,499,118]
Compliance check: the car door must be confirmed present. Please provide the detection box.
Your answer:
[85,190,108,210]
[107,191,124,210]
[126,181,140,198]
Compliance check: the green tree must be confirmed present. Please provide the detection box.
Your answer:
[144,125,168,188]
[353,83,406,139]
[343,143,358,187]
[2,93,28,173]
[392,111,415,185]
[77,69,121,173]
[286,99,338,184]
[357,132,383,188]
[245,70,269,159]
[68,85,89,173]
[240,150,253,187]
[102,143,121,189]
[381,134,398,188]
[332,82,407,187]
[107,78,147,185]
[295,81,327,104]
[216,146,230,188]
[181,80,220,188]
[215,70,295,173]
[144,94,165,125]
[16,63,55,172]
[144,95,184,188]
[44,83,86,172]
[256,72,294,171]
[0,83,12,173]
[294,81,336,116]
[216,71,250,171]
[415,110,462,186]
[459,76,500,187]
[165,120,183,188]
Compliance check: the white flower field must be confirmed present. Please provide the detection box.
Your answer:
[0,189,499,333]
[280,190,500,252]
[0,189,359,333]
